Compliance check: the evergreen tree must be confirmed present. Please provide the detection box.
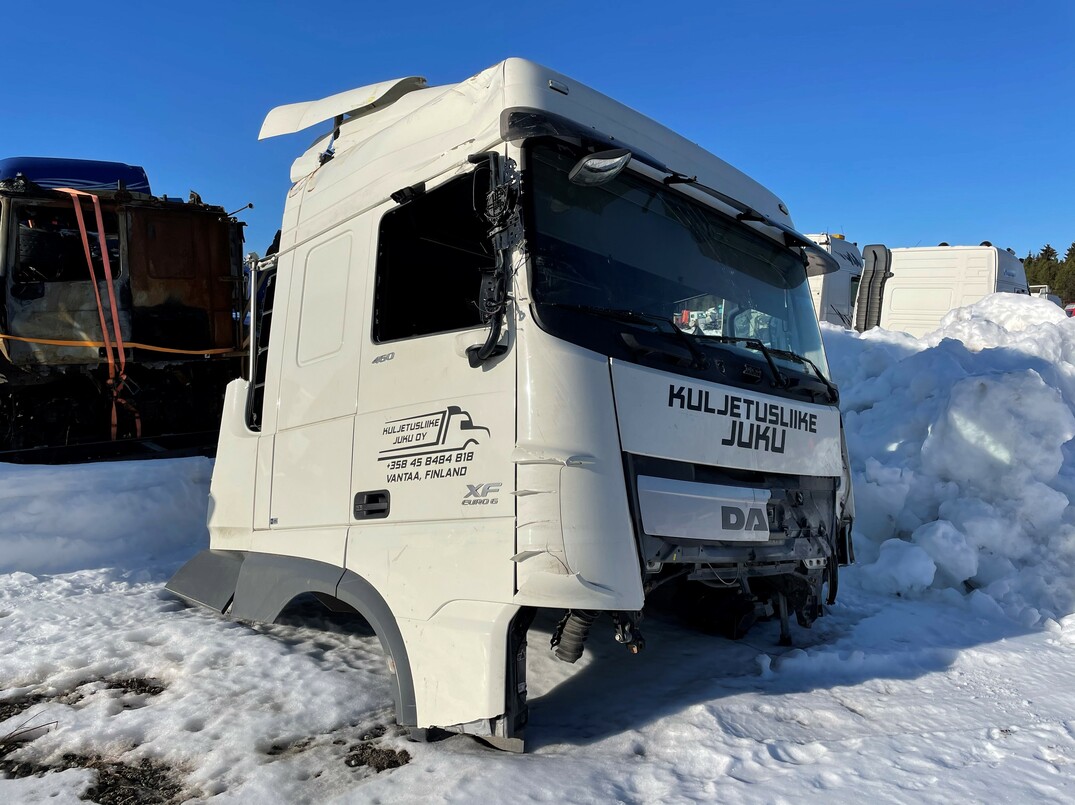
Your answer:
[1053,262,1075,303]
[1024,251,1044,286]
[1058,243,1075,304]
[1018,244,1075,303]
[1027,244,1061,290]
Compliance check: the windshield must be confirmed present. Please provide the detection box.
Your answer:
[526,141,828,374]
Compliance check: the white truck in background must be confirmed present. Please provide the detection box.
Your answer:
[1030,285,1063,307]
[854,243,1029,337]
[806,233,863,327]
[167,58,854,752]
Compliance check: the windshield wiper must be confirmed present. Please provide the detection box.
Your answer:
[539,303,710,370]
[661,173,840,277]
[683,330,839,403]
[766,347,839,403]
[687,333,787,390]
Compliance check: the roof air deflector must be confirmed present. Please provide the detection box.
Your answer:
[259,76,428,140]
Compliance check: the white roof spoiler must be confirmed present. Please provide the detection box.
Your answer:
[258,76,428,140]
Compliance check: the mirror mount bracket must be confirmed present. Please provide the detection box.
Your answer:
[466,150,521,366]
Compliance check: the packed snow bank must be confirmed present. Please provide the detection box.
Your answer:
[0,458,211,576]
[824,294,1075,625]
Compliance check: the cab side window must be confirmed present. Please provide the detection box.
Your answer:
[373,176,494,342]
[15,203,121,283]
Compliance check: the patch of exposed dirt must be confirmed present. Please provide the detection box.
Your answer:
[0,753,182,805]
[1,680,181,802]
[357,724,387,742]
[264,736,314,756]
[0,676,163,723]
[103,678,166,698]
[344,741,411,773]
[0,694,49,723]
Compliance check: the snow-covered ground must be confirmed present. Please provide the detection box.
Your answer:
[4,295,1075,803]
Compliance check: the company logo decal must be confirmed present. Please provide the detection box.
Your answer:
[667,385,818,454]
[379,406,489,484]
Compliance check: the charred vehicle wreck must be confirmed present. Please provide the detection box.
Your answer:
[0,157,246,461]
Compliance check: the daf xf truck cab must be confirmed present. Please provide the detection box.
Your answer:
[168,59,855,751]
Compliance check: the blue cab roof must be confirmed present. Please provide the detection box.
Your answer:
[0,157,151,194]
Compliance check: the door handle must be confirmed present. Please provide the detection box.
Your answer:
[354,490,390,519]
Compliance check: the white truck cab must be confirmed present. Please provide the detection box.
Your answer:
[806,233,863,327]
[168,59,854,751]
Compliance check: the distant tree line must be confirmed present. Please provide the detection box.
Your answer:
[1024,243,1075,303]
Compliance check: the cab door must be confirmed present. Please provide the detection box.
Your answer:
[264,222,365,567]
[349,172,517,617]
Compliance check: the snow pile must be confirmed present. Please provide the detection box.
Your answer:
[0,458,212,576]
[824,294,1075,625]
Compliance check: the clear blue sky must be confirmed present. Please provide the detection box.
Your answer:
[4,1,1072,258]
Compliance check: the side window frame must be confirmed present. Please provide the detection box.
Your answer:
[371,173,494,344]
[12,199,125,284]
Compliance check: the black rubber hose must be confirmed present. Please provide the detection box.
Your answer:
[826,560,839,606]
[554,610,599,664]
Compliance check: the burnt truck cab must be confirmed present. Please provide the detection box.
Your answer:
[0,157,246,458]
[168,59,855,751]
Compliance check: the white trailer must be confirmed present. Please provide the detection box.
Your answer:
[855,243,1029,337]
[168,59,854,751]
[806,233,863,327]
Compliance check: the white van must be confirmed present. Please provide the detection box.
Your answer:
[856,244,1028,337]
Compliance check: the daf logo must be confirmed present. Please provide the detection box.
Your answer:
[463,482,502,506]
[721,504,767,532]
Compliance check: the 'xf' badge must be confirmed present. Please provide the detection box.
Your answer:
[465,482,502,498]
[463,482,502,506]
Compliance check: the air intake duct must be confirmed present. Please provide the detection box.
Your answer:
[551,610,599,663]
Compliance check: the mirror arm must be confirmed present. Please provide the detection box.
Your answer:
[466,151,520,367]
